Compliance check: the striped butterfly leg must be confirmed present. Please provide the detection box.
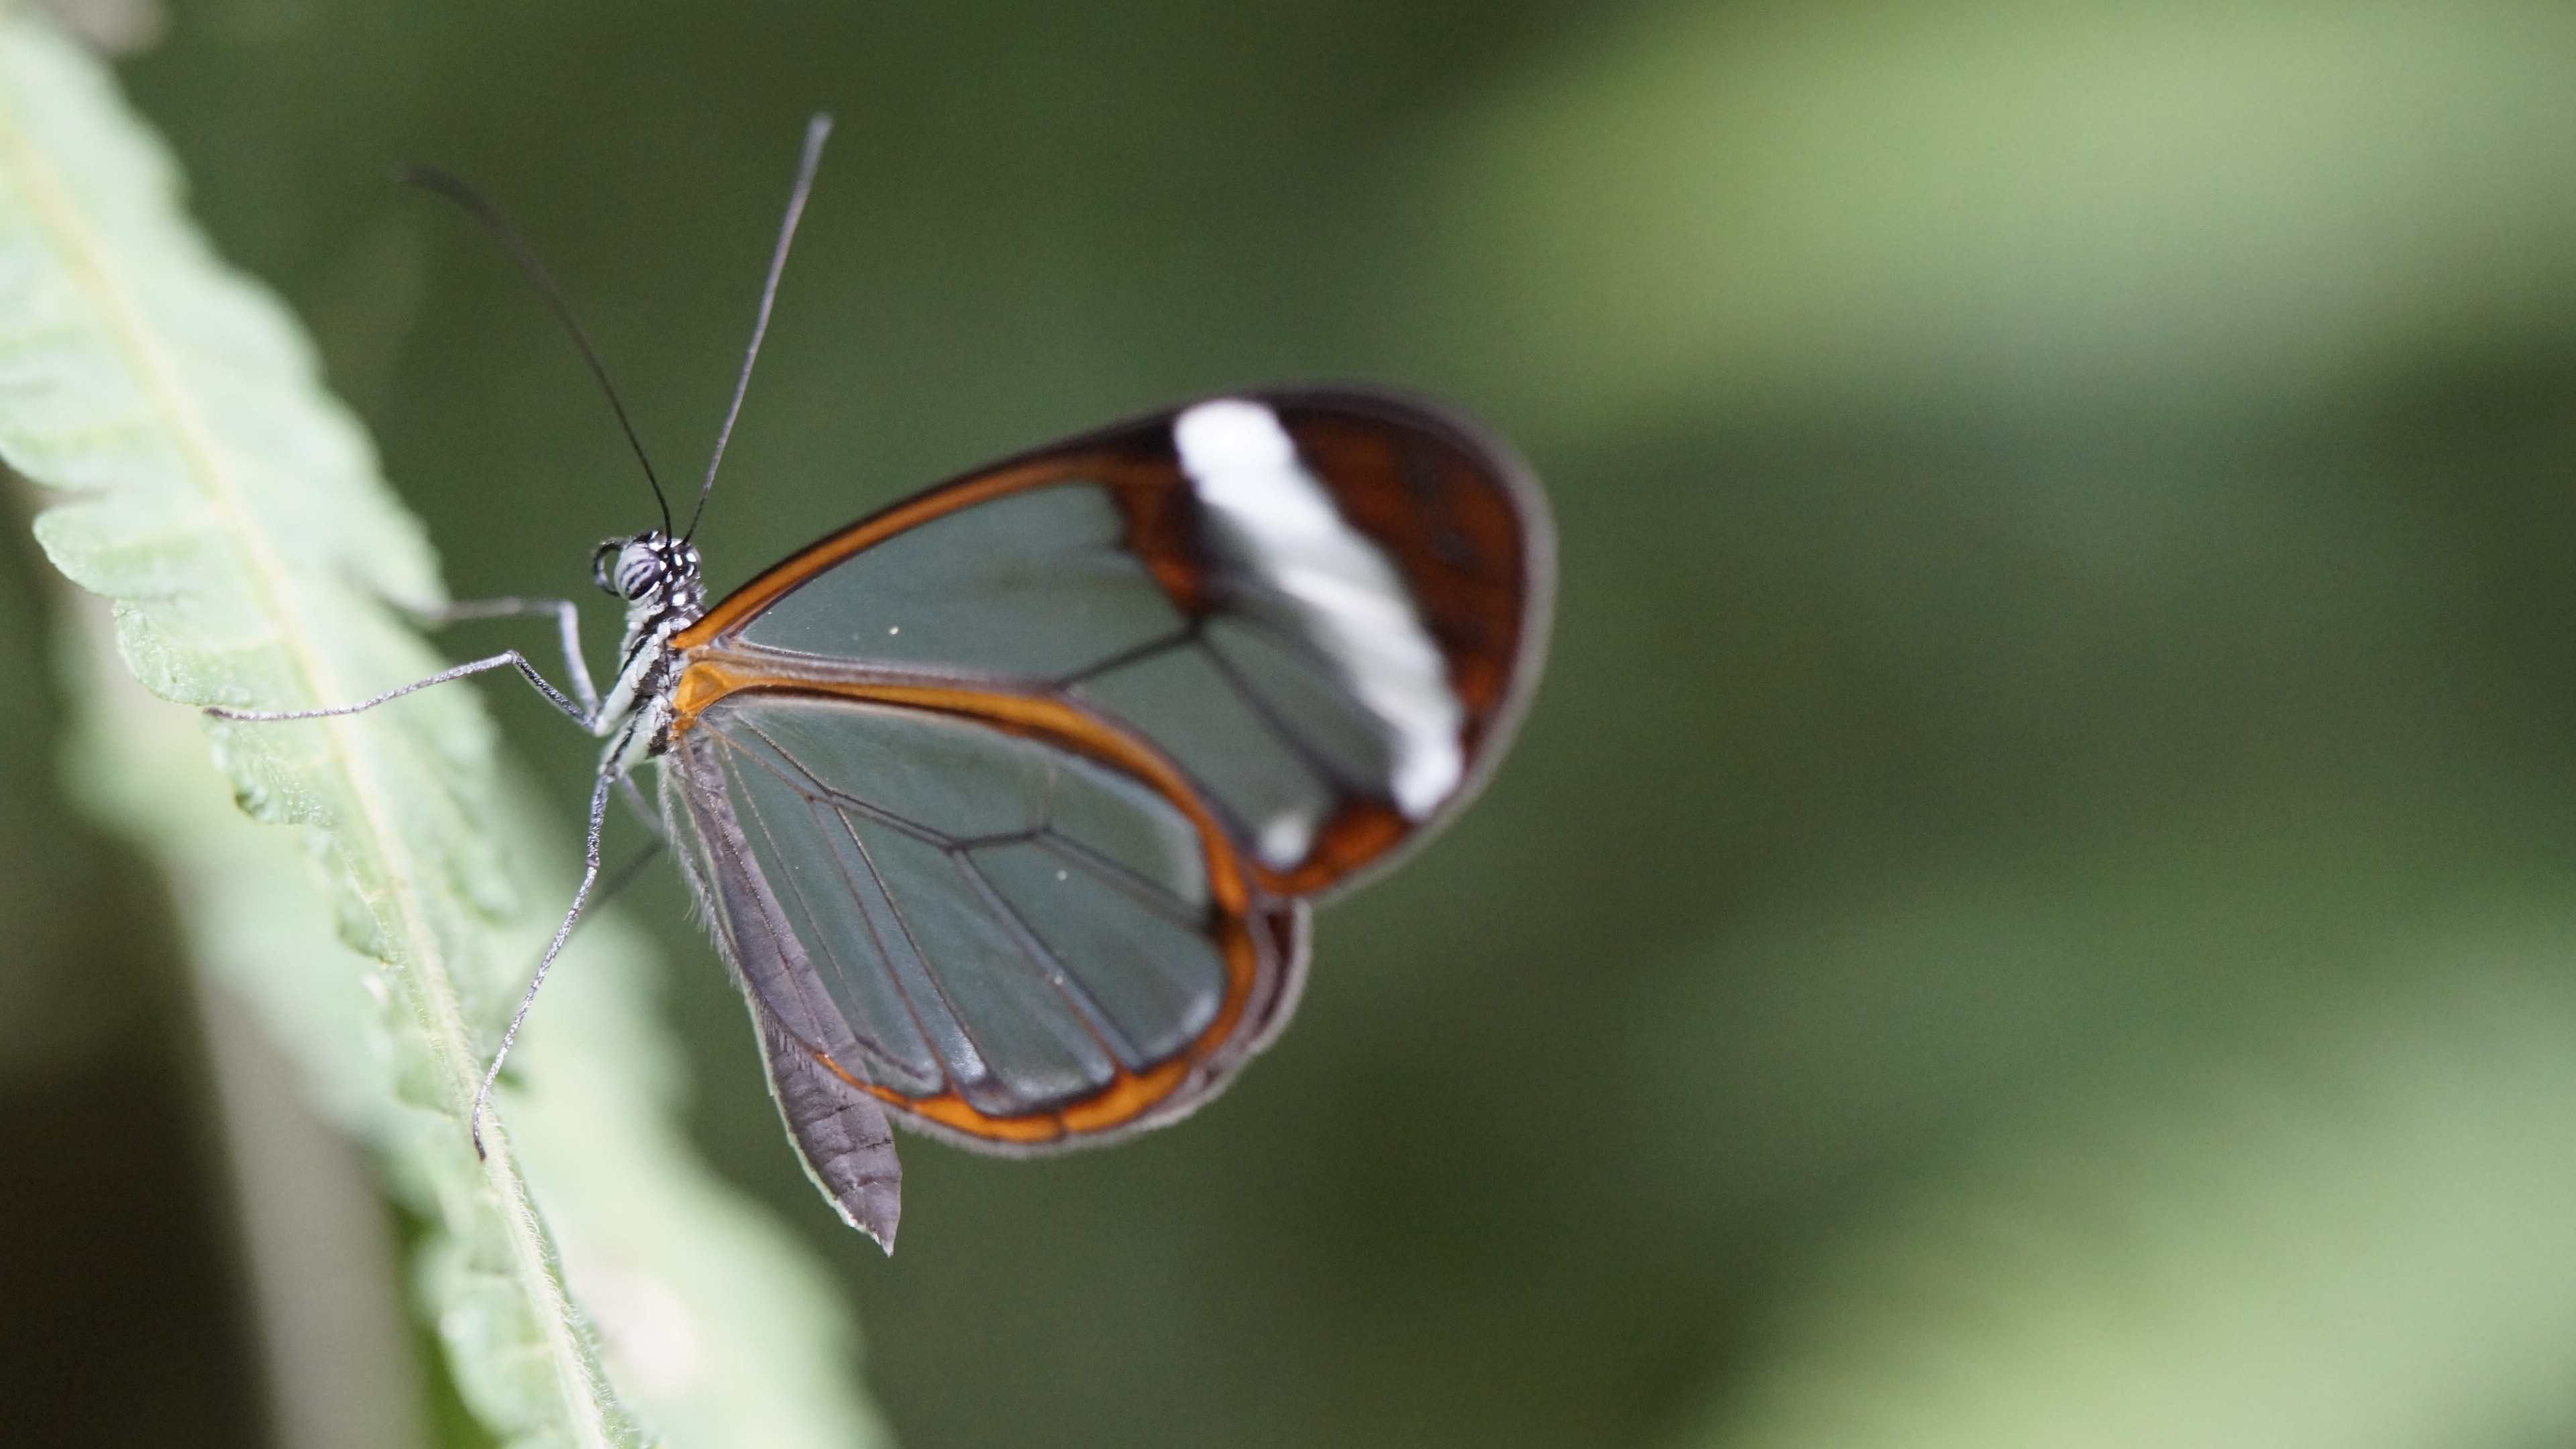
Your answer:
[754,1005,904,1252]
[470,762,621,1158]
[396,593,604,719]
[202,645,593,727]
[207,588,607,727]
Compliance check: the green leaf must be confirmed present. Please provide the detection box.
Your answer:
[0,11,885,1448]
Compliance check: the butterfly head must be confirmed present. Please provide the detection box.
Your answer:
[592,531,706,624]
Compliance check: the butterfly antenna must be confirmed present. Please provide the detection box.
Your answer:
[399,162,676,537]
[684,112,833,545]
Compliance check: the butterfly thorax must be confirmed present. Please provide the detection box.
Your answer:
[591,530,706,763]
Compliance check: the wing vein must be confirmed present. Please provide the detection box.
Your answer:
[947,850,1144,1069]
[728,713,969,849]
[1055,623,1201,690]
[1024,826,1207,929]
[1190,633,1381,797]
[814,802,972,1095]
[719,741,945,1092]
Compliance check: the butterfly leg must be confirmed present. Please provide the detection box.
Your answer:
[470,837,661,1025]
[396,594,602,719]
[203,649,591,729]
[469,760,618,1158]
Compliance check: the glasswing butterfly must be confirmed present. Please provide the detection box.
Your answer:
[212,116,1553,1252]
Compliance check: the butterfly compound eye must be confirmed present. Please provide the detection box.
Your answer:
[591,535,671,600]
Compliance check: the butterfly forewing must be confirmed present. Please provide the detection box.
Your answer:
[663,390,1550,1151]
[678,392,1550,883]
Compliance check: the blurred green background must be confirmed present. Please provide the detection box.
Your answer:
[10,1,2576,1445]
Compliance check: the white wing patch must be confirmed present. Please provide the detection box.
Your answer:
[1175,400,1464,826]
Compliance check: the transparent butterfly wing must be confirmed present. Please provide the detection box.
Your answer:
[662,692,1300,1154]
[663,390,1548,1161]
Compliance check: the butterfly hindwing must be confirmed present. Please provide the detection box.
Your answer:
[662,687,1294,1151]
